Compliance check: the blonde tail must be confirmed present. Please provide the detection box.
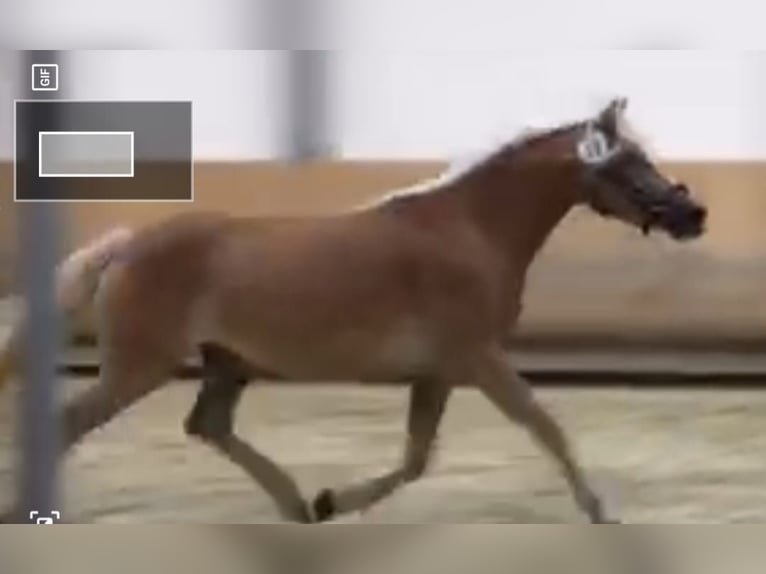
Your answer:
[0,227,134,393]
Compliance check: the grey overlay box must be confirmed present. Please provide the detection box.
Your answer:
[16,101,192,202]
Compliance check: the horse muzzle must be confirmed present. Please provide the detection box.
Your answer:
[656,202,707,240]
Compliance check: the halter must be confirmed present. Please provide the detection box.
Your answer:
[576,121,625,215]
[576,122,621,166]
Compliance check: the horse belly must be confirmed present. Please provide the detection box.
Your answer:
[365,320,438,380]
[210,315,439,383]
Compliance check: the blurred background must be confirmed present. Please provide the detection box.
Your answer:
[3,47,766,345]
[2,1,766,528]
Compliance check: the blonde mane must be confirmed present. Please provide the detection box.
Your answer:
[615,112,658,160]
[354,100,657,212]
[354,127,547,211]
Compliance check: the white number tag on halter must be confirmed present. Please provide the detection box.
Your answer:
[577,125,616,165]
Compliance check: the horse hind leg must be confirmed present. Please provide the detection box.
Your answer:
[311,380,451,522]
[185,343,314,523]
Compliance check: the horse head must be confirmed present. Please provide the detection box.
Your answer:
[575,97,707,240]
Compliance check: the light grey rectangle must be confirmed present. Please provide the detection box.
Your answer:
[38,131,134,177]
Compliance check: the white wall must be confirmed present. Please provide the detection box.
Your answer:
[1,0,258,49]
[2,48,766,160]
[332,0,766,51]
[337,51,766,160]
[4,0,766,49]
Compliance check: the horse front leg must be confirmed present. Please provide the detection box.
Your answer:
[186,343,314,523]
[475,346,619,524]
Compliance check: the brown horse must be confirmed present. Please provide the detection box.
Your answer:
[0,98,706,524]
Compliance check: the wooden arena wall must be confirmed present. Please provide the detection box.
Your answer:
[1,160,766,347]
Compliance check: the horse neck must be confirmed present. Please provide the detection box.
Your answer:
[454,159,579,272]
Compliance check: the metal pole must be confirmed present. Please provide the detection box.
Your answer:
[17,50,63,523]
[286,49,331,160]
[273,0,332,161]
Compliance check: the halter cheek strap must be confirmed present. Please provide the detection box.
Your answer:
[576,123,620,166]
[576,123,623,209]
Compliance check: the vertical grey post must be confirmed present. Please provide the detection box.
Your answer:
[17,50,62,523]
[273,0,332,161]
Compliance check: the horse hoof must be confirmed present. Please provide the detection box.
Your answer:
[312,489,336,523]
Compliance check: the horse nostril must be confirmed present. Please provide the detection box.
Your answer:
[692,205,707,225]
[674,183,690,197]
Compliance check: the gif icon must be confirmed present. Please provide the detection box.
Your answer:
[32,64,59,92]
[29,510,61,524]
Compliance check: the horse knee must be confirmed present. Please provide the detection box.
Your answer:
[184,386,242,441]
[186,345,249,441]
[184,404,214,440]
[184,406,209,439]
[184,397,235,441]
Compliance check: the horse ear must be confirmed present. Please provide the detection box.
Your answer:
[597,97,628,137]
[612,97,628,112]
